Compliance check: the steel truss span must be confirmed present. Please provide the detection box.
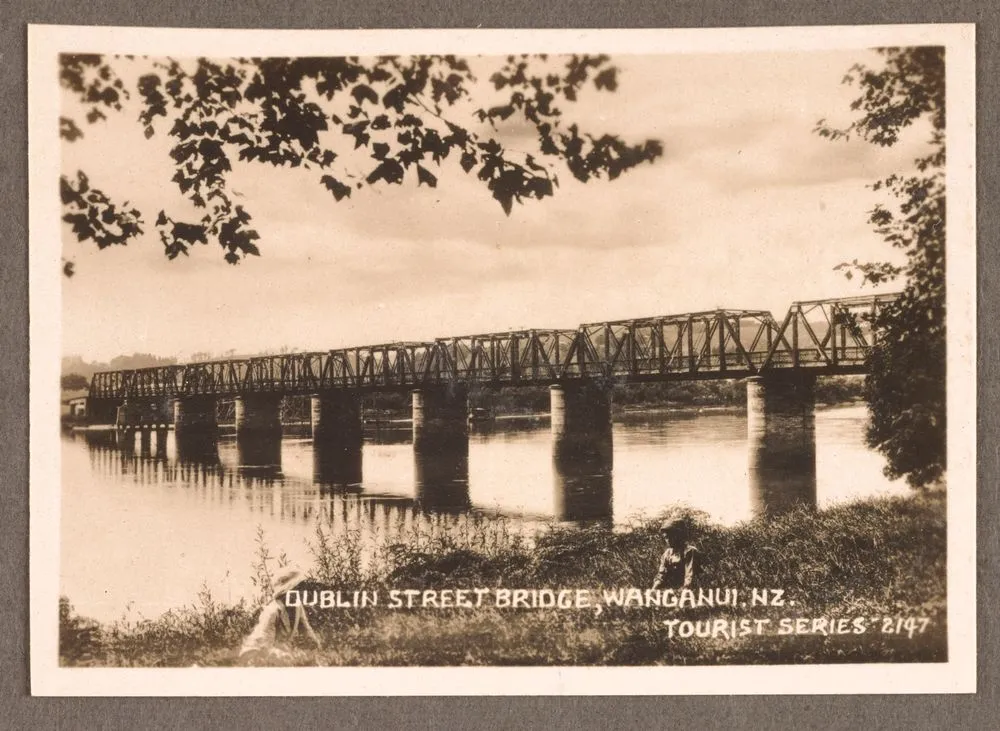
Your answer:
[88,294,899,400]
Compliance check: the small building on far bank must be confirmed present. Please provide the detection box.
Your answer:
[61,389,89,419]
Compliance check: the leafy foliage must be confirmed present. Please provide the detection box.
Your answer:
[59,53,663,264]
[60,171,144,249]
[816,47,946,486]
[61,373,90,390]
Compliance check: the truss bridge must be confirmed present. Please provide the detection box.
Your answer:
[83,292,898,520]
[88,294,897,401]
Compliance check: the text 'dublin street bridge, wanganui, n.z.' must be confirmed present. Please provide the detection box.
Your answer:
[83,293,898,519]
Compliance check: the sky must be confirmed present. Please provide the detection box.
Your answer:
[59,49,926,363]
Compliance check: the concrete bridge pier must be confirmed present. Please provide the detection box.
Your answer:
[746,374,817,517]
[550,383,614,463]
[412,385,469,454]
[174,396,219,463]
[86,398,119,427]
[311,392,363,488]
[235,394,283,467]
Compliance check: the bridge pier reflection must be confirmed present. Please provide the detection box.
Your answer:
[235,433,282,469]
[414,447,470,512]
[746,374,817,517]
[155,427,168,460]
[117,427,135,454]
[175,435,220,464]
[412,385,470,512]
[311,393,363,488]
[552,434,614,524]
[82,428,117,451]
[314,447,363,489]
[138,428,152,457]
[550,383,614,523]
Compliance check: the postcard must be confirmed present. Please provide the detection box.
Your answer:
[28,23,976,695]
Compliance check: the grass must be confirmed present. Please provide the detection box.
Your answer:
[59,491,947,667]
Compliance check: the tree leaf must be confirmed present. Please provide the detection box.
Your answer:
[366,159,405,185]
[593,67,618,91]
[351,83,379,106]
[416,165,437,188]
[320,174,352,201]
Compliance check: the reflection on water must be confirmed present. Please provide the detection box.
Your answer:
[235,433,283,470]
[747,377,818,518]
[313,444,363,490]
[414,446,471,513]
[62,405,907,622]
[552,432,613,523]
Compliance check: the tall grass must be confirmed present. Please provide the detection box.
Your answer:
[60,586,257,667]
[306,510,532,588]
[60,493,946,667]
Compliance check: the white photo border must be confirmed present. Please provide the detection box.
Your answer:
[28,23,977,696]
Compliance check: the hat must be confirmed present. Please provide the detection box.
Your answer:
[659,518,689,538]
[271,567,306,601]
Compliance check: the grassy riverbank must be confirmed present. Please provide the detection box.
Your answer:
[60,491,946,667]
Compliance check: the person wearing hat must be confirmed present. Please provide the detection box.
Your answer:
[651,518,698,591]
[238,567,323,665]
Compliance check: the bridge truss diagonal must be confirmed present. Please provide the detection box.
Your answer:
[87,293,899,401]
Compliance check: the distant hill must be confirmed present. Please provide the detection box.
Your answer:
[62,353,179,381]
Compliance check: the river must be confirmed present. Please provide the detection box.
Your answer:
[60,404,907,622]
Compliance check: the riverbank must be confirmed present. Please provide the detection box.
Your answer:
[59,489,946,667]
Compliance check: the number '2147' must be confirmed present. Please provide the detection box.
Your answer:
[880,617,931,638]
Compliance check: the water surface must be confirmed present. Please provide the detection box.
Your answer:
[60,404,906,622]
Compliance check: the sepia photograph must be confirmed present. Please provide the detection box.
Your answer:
[28,24,976,695]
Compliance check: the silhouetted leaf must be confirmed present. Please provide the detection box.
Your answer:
[351,83,379,106]
[382,84,409,112]
[416,165,437,188]
[366,159,405,185]
[172,221,208,245]
[593,67,618,91]
[320,174,352,201]
[59,117,84,141]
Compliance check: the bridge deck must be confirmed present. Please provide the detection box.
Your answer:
[87,294,897,401]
